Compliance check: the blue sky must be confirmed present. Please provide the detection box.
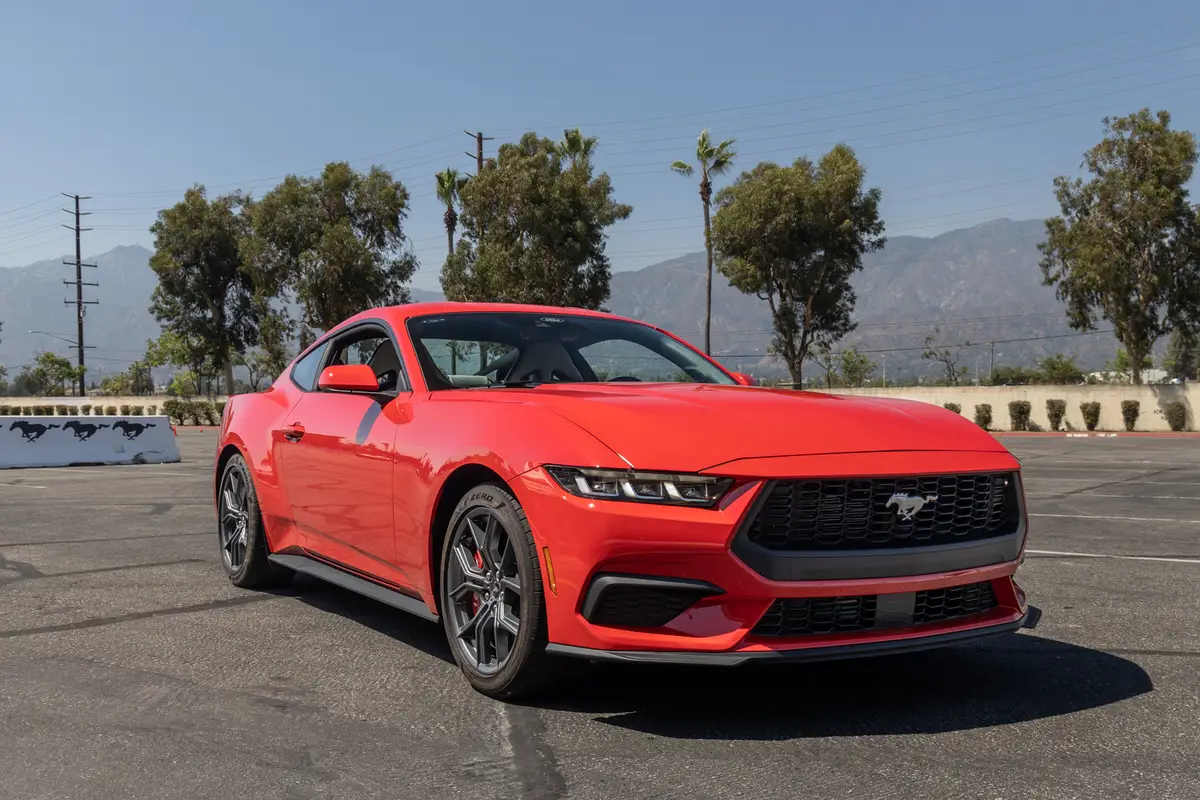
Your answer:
[2,0,1199,289]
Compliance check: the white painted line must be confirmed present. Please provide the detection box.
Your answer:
[1027,549,1200,564]
[0,482,47,489]
[1082,493,1200,501]
[1029,512,1200,523]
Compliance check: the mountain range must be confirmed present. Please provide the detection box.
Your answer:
[0,218,1123,383]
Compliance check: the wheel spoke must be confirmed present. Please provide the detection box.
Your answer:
[482,515,501,569]
[455,604,484,640]
[494,611,511,663]
[500,575,521,594]
[465,516,487,553]
[475,606,496,666]
[452,543,487,585]
[496,604,520,637]
[498,536,516,572]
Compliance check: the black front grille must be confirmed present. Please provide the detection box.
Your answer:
[914,581,997,624]
[745,473,1018,551]
[752,581,999,637]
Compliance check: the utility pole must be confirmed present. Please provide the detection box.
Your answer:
[989,340,995,385]
[464,131,495,371]
[62,194,98,397]
[464,130,494,176]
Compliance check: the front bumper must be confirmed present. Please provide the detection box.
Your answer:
[511,461,1034,659]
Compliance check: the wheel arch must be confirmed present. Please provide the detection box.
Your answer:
[428,462,510,613]
[214,442,244,504]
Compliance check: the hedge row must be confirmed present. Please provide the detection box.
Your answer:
[938,397,1190,431]
[0,404,161,416]
[161,399,225,426]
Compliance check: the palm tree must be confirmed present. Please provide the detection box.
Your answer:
[670,129,737,355]
[435,168,467,257]
[436,168,471,374]
[556,128,599,169]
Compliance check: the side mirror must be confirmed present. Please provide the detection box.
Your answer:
[318,364,379,393]
[731,372,756,386]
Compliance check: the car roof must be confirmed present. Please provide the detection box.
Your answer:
[343,301,645,328]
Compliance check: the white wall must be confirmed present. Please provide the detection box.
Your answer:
[828,384,1197,432]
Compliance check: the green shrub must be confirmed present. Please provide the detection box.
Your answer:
[1163,401,1187,431]
[162,399,184,425]
[21,406,34,415]
[147,404,158,416]
[1080,401,1101,431]
[80,404,92,415]
[184,400,205,426]
[119,404,132,415]
[130,406,144,416]
[105,405,119,416]
[0,405,10,415]
[1046,399,1066,431]
[1007,400,1032,431]
[974,403,993,430]
[55,405,71,415]
[215,402,226,419]
[201,402,219,426]
[37,405,53,415]
[1120,400,1140,432]
[943,402,961,414]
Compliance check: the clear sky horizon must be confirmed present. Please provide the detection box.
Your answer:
[2,0,1199,290]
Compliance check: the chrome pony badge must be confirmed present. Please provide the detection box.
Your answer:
[886,492,937,522]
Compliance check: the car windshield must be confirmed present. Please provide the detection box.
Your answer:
[406,311,736,389]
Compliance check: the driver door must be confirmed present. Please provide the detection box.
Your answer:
[279,322,411,582]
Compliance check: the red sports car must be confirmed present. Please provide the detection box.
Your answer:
[215,302,1041,698]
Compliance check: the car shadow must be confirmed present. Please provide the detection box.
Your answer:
[286,574,456,665]
[525,635,1154,740]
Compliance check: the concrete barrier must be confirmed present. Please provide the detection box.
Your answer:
[0,415,181,469]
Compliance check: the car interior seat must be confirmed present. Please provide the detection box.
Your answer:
[506,342,585,383]
[367,341,402,391]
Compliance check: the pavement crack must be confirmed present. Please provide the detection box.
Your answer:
[1049,465,1186,499]
[503,703,567,800]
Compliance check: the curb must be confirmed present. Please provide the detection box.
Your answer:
[994,431,1200,438]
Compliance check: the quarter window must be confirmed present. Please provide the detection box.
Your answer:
[290,342,329,391]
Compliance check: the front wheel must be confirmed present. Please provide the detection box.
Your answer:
[440,482,554,699]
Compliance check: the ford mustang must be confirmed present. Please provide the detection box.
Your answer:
[215,302,1041,698]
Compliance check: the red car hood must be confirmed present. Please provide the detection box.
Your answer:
[514,383,1008,472]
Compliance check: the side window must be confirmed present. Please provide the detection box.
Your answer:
[325,327,406,393]
[290,342,329,391]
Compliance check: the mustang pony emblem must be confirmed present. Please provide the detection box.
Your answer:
[886,492,937,521]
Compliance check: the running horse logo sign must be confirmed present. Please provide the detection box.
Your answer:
[112,420,157,441]
[8,420,61,442]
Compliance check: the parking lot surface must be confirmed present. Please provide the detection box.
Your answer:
[1,432,1198,799]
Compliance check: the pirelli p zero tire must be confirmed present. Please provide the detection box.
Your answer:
[440,482,554,699]
[217,454,291,589]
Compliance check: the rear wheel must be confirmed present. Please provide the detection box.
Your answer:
[440,482,554,699]
[218,454,291,589]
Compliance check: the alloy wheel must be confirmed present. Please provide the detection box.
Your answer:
[446,508,523,674]
[219,468,249,571]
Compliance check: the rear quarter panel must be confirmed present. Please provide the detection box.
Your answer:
[219,384,300,521]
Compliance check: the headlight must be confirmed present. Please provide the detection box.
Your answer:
[544,466,734,508]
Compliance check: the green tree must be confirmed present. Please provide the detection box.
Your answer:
[811,347,840,389]
[1039,109,1200,385]
[442,132,632,310]
[251,162,418,338]
[1106,348,1154,383]
[840,345,876,387]
[436,167,468,258]
[146,332,215,397]
[1164,329,1198,380]
[149,187,257,395]
[1036,353,1085,384]
[712,146,885,386]
[18,352,82,396]
[671,129,737,355]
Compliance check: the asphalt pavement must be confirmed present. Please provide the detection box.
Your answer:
[1,431,1197,799]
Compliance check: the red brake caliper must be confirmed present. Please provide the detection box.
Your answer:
[471,550,485,615]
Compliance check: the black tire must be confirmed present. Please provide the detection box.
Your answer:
[217,454,291,589]
[439,482,555,699]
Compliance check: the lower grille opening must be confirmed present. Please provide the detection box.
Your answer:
[752,581,998,637]
[582,574,722,628]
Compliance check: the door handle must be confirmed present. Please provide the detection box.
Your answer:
[284,423,305,442]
